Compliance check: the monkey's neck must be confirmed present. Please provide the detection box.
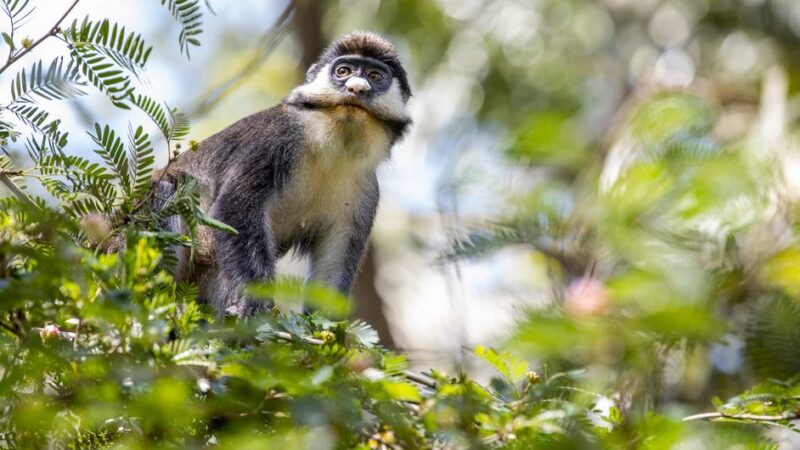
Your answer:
[296,106,392,172]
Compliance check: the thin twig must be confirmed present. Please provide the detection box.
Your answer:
[0,172,35,207]
[401,370,437,389]
[272,329,323,345]
[72,319,80,350]
[0,0,80,75]
[0,320,22,338]
[683,411,799,422]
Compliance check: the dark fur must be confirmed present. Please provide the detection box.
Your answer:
[160,107,303,315]
[157,32,410,316]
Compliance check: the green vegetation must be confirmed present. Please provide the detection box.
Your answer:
[1,0,800,448]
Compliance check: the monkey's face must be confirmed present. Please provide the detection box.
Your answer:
[286,32,411,127]
[328,55,393,100]
[287,59,409,125]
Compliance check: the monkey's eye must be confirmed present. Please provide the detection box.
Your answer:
[367,70,385,82]
[335,65,353,78]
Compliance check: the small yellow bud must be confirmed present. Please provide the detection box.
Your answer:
[21,37,33,49]
[318,330,336,344]
[526,371,541,385]
[189,140,199,152]
[379,428,395,444]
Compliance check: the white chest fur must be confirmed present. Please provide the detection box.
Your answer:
[267,107,390,244]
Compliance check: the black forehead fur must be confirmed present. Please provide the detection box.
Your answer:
[313,31,411,100]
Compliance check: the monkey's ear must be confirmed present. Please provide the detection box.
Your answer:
[305,63,321,82]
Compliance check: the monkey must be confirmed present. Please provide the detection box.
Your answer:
[153,31,412,317]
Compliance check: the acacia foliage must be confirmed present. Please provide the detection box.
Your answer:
[0,1,796,449]
[0,2,612,448]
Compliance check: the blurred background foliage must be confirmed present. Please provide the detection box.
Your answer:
[3,0,800,448]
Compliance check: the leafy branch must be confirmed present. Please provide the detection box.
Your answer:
[0,0,79,205]
[0,0,79,75]
[10,57,86,102]
[62,18,152,109]
[269,328,439,389]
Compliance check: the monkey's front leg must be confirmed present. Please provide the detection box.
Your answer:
[309,183,379,295]
[210,185,277,316]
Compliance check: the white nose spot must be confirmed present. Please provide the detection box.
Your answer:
[345,77,371,94]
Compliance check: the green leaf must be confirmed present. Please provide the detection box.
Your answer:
[127,125,154,197]
[158,0,204,57]
[2,32,14,50]
[89,123,130,193]
[745,295,800,380]
[37,153,117,212]
[10,58,87,102]
[0,0,34,36]
[131,95,190,141]
[474,345,529,384]
[8,105,68,157]
[382,352,409,376]
[63,18,153,108]
[197,213,237,234]
[380,380,422,402]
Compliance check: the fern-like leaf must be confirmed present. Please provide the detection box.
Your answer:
[131,95,190,142]
[63,197,107,217]
[10,58,87,102]
[0,118,14,139]
[8,104,69,157]
[89,123,130,193]
[38,154,117,211]
[0,0,34,43]
[8,103,49,129]
[65,18,151,74]
[170,108,190,140]
[63,18,153,108]
[128,125,154,197]
[158,0,203,57]
[0,118,21,154]
[131,94,169,139]
[746,295,800,380]
[347,320,380,348]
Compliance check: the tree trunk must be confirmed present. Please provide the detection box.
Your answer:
[352,244,396,348]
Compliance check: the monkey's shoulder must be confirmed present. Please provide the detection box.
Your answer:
[210,105,305,154]
[164,105,303,179]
